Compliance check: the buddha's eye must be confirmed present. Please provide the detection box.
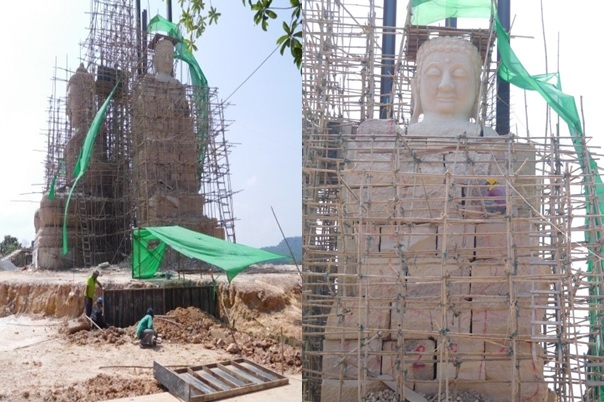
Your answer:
[425,67,441,77]
[453,68,468,78]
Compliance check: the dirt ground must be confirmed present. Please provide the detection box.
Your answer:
[0,264,301,401]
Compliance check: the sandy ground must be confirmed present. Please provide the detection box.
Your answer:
[0,314,232,401]
[0,265,301,401]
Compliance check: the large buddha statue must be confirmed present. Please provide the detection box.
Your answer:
[132,37,213,233]
[64,63,102,184]
[323,37,549,402]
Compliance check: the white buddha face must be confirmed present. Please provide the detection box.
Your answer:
[153,40,174,75]
[418,51,478,120]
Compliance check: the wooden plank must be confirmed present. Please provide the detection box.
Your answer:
[215,362,251,387]
[205,366,239,389]
[153,361,191,401]
[180,372,218,394]
[105,286,219,328]
[226,366,264,385]
[232,359,281,382]
[155,359,289,402]
[187,368,221,392]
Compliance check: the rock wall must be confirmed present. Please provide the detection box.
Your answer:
[0,282,88,318]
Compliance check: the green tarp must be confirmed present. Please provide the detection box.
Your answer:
[62,82,120,255]
[132,226,286,282]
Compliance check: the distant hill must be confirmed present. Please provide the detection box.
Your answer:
[261,236,302,265]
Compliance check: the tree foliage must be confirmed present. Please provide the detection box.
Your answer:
[175,0,302,69]
[0,235,21,256]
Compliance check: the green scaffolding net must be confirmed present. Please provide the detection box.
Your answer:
[412,0,604,397]
[62,82,120,255]
[132,226,285,282]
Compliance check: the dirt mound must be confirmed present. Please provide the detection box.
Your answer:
[67,325,131,346]
[159,306,301,373]
[63,306,302,374]
[219,276,302,342]
[40,373,163,402]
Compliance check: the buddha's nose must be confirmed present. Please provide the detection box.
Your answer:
[438,71,454,90]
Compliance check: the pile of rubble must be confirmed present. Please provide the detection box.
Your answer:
[363,389,493,402]
[65,306,301,374]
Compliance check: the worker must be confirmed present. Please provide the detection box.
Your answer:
[90,297,107,329]
[484,178,506,214]
[136,307,158,348]
[84,270,103,317]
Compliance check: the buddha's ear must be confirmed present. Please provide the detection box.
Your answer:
[410,77,421,123]
[471,84,480,122]
[471,98,479,122]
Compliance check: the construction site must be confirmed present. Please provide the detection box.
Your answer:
[34,0,235,271]
[0,1,304,401]
[302,1,604,401]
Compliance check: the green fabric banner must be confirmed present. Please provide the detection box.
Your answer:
[132,226,286,282]
[48,175,57,201]
[495,19,582,134]
[411,0,492,25]
[62,82,119,255]
[495,15,604,398]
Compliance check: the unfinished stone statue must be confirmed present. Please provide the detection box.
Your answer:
[132,37,215,234]
[34,63,116,269]
[322,37,549,402]
[34,65,97,270]
[64,63,100,183]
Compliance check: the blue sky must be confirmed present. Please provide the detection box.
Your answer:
[0,1,301,248]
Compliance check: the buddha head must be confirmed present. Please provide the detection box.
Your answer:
[66,63,95,128]
[411,37,483,123]
[153,39,175,81]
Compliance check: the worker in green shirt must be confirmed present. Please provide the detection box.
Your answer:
[136,308,158,348]
[84,270,103,317]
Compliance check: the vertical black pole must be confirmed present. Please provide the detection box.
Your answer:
[167,0,173,22]
[496,0,511,135]
[445,18,457,28]
[135,0,142,76]
[379,0,397,119]
[142,10,148,73]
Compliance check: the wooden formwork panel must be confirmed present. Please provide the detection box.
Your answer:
[154,358,289,401]
[103,286,218,327]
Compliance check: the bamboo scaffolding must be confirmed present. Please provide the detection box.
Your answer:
[36,0,236,271]
[302,1,600,401]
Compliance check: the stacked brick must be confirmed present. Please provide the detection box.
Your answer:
[321,120,552,401]
[132,76,218,236]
